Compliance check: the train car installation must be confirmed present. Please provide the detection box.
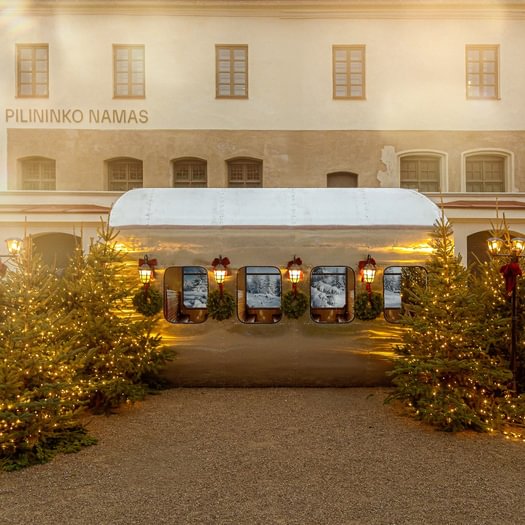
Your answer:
[109,187,441,386]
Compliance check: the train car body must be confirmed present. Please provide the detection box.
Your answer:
[109,188,441,386]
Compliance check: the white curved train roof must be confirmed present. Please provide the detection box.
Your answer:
[109,188,441,229]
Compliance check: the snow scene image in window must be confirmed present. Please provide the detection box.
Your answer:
[246,267,281,308]
[383,267,402,309]
[311,266,347,308]
[182,267,208,308]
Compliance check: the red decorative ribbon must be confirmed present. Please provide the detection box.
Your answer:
[211,255,230,269]
[286,255,302,269]
[500,261,522,296]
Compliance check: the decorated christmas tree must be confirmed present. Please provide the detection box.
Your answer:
[60,221,171,412]
[0,241,94,471]
[469,221,525,393]
[388,215,525,432]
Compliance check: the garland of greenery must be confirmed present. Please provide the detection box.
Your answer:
[354,291,383,321]
[132,287,163,317]
[207,289,235,321]
[282,291,308,319]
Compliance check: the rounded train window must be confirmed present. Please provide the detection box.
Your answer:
[164,266,209,324]
[237,266,282,324]
[383,266,427,323]
[310,266,355,324]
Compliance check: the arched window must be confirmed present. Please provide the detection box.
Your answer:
[172,158,207,187]
[20,157,56,190]
[227,158,262,188]
[107,158,143,191]
[400,155,441,192]
[327,172,358,188]
[465,154,505,192]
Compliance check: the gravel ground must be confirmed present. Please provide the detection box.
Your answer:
[2,387,525,525]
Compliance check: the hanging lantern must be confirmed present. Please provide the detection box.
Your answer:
[138,254,154,285]
[211,255,230,295]
[487,236,504,256]
[362,255,377,284]
[286,255,303,295]
[358,254,377,298]
[287,256,303,284]
[213,263,227,285]
[5,238,22,256]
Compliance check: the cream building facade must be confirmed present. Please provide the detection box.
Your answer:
[1,0,525,264]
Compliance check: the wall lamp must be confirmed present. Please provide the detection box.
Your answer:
[0,238,23,277]
[287,255,303,296]
[358,254,377,299]
[211,255,230,296]
[362,254,377,284]
[138,254,157,287]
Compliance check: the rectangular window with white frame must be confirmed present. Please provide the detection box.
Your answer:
[16,44,49,98]
[333,45,365,99]
[466,44,499,100]
[216,45,248,98]
[113,44,145,98]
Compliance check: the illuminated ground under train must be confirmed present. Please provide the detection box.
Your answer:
[110,188,441,386]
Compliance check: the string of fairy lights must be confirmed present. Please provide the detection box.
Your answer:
[390,217,525,439]
[1,226,166,461]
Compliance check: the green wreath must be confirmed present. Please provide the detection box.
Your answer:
[132,287,163,317]
[207,289,235,321]
[282,291,308,319]
[354,291,383,321]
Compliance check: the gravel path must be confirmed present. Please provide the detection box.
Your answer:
[2,388,525,525]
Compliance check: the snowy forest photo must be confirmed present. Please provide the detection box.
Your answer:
[384,266,427,309]
[183,267,208,308]
[246,267,281,308]
[383,267,402,309]
[311,266,347,308]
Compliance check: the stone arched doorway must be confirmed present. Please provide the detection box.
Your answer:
[32,232,80,272]
[467,229,524,267]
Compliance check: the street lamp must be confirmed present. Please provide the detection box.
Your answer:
[487,234,525,392]
[0,237,23,277]
[6,238,23,256]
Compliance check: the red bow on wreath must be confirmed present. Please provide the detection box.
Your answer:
[211,255,230,268]
[286,255,302,269]
[500,261,522,296]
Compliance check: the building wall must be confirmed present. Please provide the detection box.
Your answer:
[7,128,525,191]
[1,13,525,133]
[2,0,525,260]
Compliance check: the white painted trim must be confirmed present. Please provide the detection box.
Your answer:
[5,1,525,20]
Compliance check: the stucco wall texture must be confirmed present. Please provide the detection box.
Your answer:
[7,128,525,192]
